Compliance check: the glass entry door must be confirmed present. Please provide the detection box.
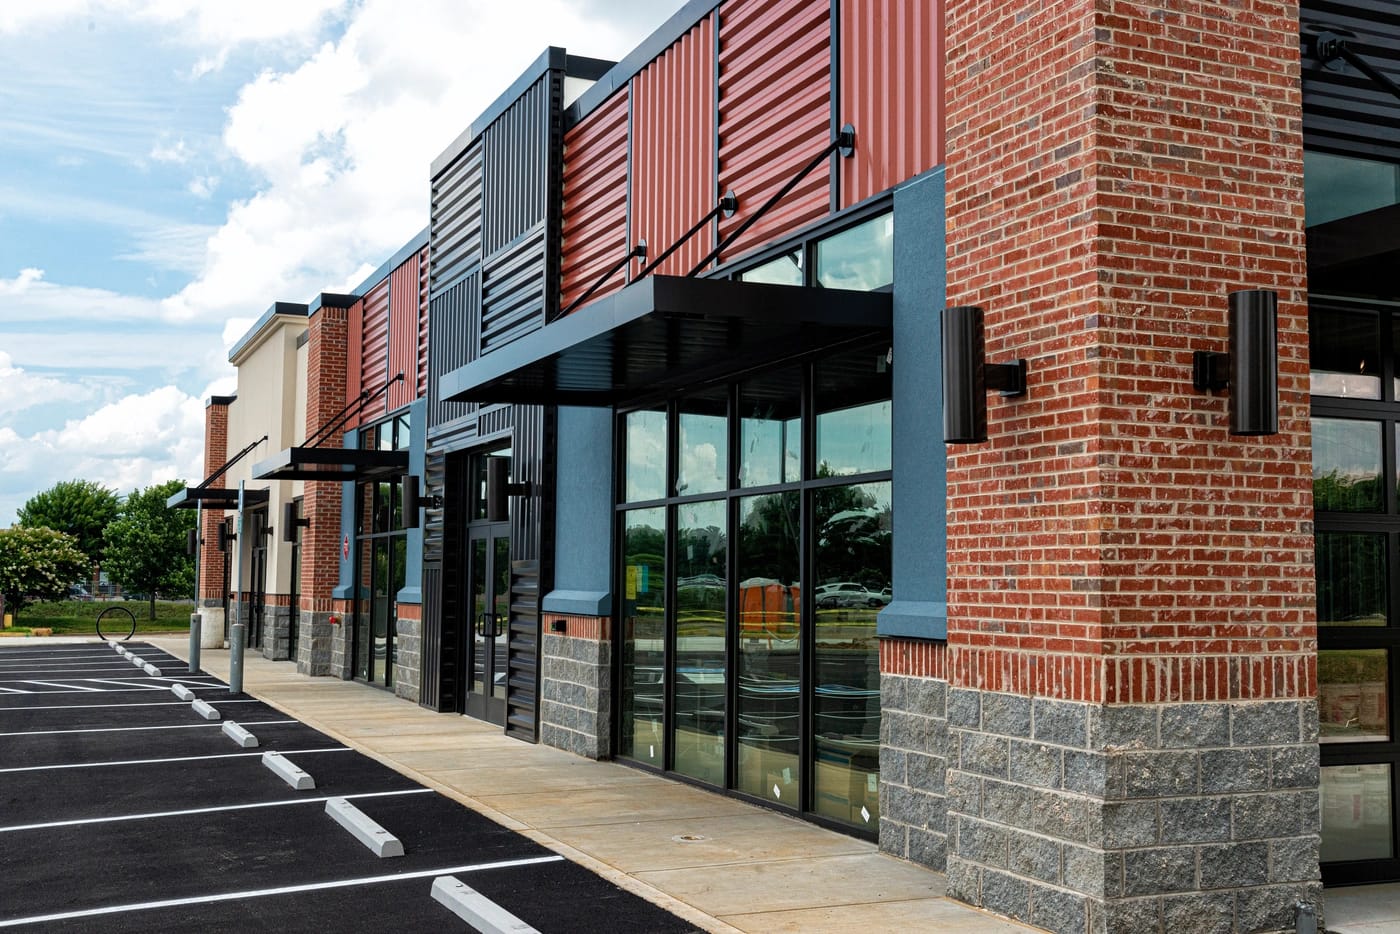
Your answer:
[464,523,511,724]
[247,508,268,649]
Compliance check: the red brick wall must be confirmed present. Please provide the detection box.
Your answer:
[198,400,230,602]
[301,307,350,614]
[937,0,1313,703]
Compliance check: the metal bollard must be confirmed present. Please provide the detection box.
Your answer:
[229,622,245,695]
[188,613,202,675]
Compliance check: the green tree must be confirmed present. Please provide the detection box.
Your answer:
[102,480,196,620]
[0,526,88,623]
[17,480,121,577]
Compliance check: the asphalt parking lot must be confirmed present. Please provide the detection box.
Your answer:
[0,641,699,932]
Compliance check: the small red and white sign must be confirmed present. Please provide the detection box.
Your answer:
[342,535,350,559]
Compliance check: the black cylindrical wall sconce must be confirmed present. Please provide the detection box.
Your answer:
[1192,289,1279,436]
[282,500,311,543]
[942,305,1028,444]
[401,474,442,530]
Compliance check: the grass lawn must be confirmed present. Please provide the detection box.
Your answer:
[2,599,194,637]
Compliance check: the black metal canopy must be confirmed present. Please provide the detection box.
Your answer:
[251,447,409,482]
[165,487,270,510]
[438,275,893,406]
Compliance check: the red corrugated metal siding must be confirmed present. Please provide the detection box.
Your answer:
[632,15,716,278]
[387,251,420,412]
[359,280,390,425]
[716,0,831,264]
[560,91,630,313]
[839,0,944,206]
[417,246,429,399]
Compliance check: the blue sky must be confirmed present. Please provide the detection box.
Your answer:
[0,0,673,525]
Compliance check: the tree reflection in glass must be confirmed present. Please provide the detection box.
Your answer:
[620,508,666,767]
[736,491,801,805]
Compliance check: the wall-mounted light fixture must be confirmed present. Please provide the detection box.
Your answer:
[217,523,236,553]
[941,305,1029,444]
[186,529,200,556]
[282,501,311,543]
[486,457,532,523]
[1192,289,1279,436]
[402,475,443,530]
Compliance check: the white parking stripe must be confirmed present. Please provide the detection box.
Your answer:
[0,685,221,698]
[0,687,28,694]
[0,788,434,834]
[0,746,351,774]
[0,855,565,928]
[0,719,297,738]
[83,679,168,691]
[0,699,261,713]
[16,681,101,692]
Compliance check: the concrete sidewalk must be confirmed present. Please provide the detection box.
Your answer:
[136,635,1033,933]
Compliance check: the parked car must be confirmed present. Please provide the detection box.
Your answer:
[813,582,883,609]
[66,585,93,602]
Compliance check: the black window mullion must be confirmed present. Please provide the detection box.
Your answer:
[725,385,740,791]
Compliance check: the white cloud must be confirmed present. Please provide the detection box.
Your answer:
[149,137,191,164]
[0,350,99,418]
[0,267,168,323]
[0,384,207,525]
[187,174,219,199]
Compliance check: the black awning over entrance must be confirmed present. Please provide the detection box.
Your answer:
[250,447,408,482]
[438,275,893,406]
[165,487,271,510]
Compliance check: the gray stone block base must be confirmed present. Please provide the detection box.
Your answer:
[329,614,354,680]
[540,631,611,759]
[945,692,1322,934]
[879,673,949,870]
[261,603,292,661]
[296,612,336,677]
[394,615,421,703]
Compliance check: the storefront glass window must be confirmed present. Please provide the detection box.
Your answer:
[740,250,804,287]
[811,481,889,830]
[1322,764,1394,863]
[1311,307,1381,399]
[678,392,728,497]
[673,499,727,786]
[1305,150,1400,228]
[816,213,893,290]
[815,349,892,477]
[1313,418,1384,512]
[736,491,801,806]
[740,368,802,488]
[620,507,666,768]
[625,409,667,502]
[1316,532,1387,628]
[1320,649,1390,743]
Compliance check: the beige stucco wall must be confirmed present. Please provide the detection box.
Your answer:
[224,315,306,599]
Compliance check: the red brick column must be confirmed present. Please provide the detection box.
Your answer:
[297,306,350,675]
[940,2,1315,929]
[198,397,232,606]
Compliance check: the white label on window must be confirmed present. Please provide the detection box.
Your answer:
[861,806,871,823]
[773,783,781,799]
[649,745,655,759]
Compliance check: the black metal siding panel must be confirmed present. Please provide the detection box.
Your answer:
[427,274,481,437]
[430,144,484,296]
[1302,1,1400,160]
[480,225,548,354]
[483,75,551,257]
[424,449,447,564]
[420,562,443,710]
